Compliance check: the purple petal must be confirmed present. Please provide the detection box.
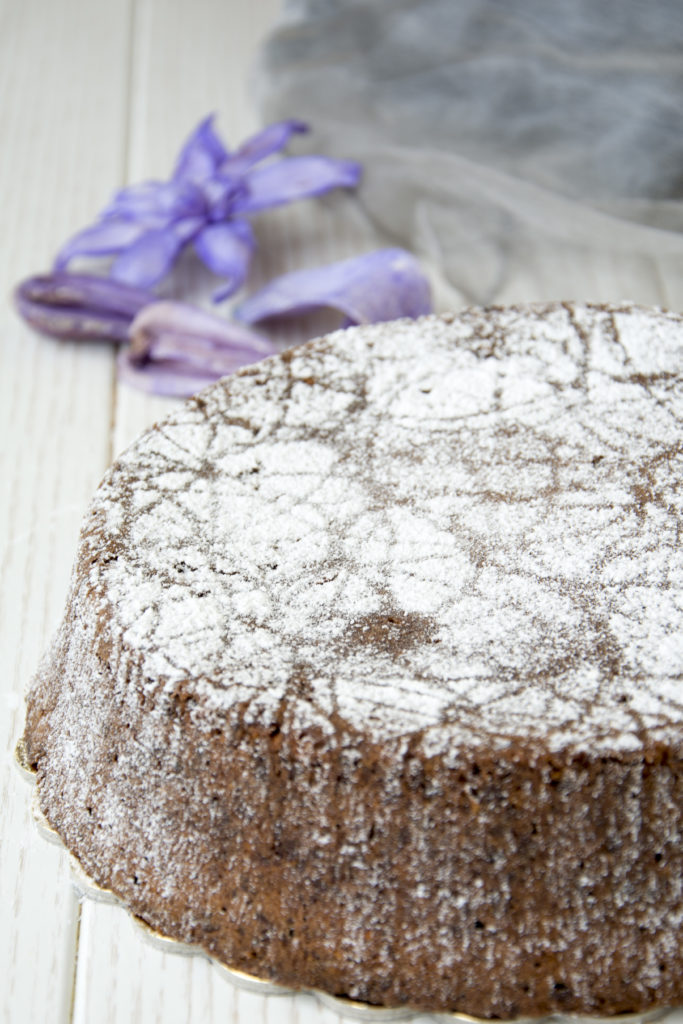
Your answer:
[173,114,229,185]
[101,179,205,224]
[202,173,248,220]
[55,220,146,269]
[174,215,208,244]
[194,220,254,301]
[17,272,153,317]
[128,300,275,366]
[120,300,276,396]
[14,272,154,342]
[235,249,432,327]
[17,294,130,342]
[117,352,220,397]
[235,156,361,214]
[232,120,308,169]
[110,228,186,288]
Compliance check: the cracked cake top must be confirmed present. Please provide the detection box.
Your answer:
[81,302,683,757]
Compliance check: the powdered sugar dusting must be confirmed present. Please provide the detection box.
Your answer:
[82,303,683,755]
[24,303,683,1018]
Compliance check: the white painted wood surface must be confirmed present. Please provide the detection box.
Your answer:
[1,2,683,1023]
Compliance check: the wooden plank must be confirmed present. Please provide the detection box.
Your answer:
[111,0,286,457]
[68,0,326,1021]
[73,0,387,1018]
[0,0,135,1020]
[109,0,379,458]
[72,900,353,1024]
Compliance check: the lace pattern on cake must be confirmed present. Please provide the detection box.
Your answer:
[83,303,683,754]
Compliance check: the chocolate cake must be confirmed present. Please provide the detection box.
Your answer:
[24,302,683,1018]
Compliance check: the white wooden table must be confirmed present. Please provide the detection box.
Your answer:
[2,2,683,1022]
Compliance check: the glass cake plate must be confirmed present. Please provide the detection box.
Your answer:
[15,737,677,1024]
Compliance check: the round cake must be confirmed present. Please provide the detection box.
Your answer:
[25,302,683,1018]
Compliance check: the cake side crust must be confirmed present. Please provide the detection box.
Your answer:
[24,532,683,1017]
[24,302,683,1017]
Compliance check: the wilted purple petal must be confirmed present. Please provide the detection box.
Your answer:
[110,227,185,288]
[101,179,205,224]
[55,220,146,269]
[117,352,221,397]
[39,115,368,312]
[235,156,361,214]
[173,114,229,185]
[15,272,154,342]
[128,300,274,364]
[120,300,276,396]
[202,172,248,220]
[232,120,308,169]
[173,215,207,244]
[236,249,432,327]
[18,296,130,342]
[194,220,254,301]
[18,272,153,318]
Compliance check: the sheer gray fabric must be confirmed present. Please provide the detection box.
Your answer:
[257,0,683,303]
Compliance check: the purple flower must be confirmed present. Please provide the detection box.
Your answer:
[55,116,361,300]
[235,248,432,327]
[14,271,276,398]
[16,246,432,400]
[118,301,277,397]
[14,273,154,342]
